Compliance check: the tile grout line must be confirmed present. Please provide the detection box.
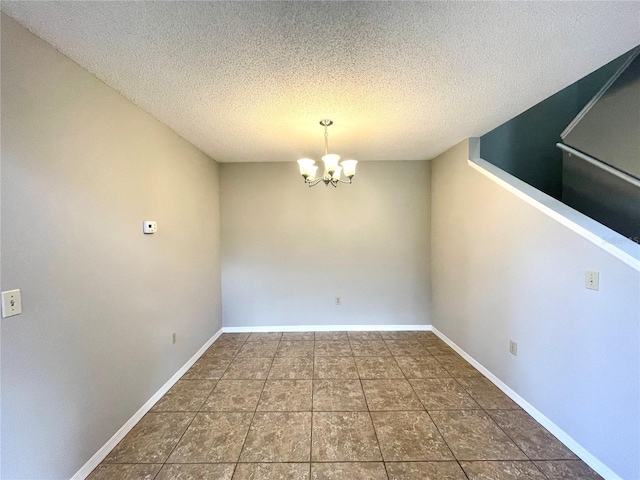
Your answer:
[159,334,249,478]
[357,359,388,477]
[449,375,543,468]
[233,333,282,471]
[212,334,249,479]
[395,334,472,480]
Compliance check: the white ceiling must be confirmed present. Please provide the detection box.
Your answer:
[3,1,639,163]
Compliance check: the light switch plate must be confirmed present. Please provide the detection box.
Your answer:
[2,289,22,318]
[143,221,157,234]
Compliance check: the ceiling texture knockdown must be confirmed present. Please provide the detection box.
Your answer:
[3,1,639,163]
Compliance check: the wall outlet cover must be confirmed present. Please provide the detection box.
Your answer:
[143,221,158,234]
[585,271,599,291]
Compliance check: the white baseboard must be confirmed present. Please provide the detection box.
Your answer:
[223,324,432,333]
[71,327,223,480]
[431,327,622,480]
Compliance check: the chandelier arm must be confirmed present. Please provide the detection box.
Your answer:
[334,178,353,184]
[305,177,325,187]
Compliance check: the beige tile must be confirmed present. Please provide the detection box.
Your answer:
[355,357,404,379]
[350,340,392,356]
[156,463,235,480]
[460,461,547,480]
[434,355,481,377]
[104,412,194,463]
[395,356,450,378]
[276,340,315,357]
[282,332,315,341]
[419,336,447,347]
[371,411,453,461]
[411,331,438,342]
[456,377,519,409]
[315,340,353,357]
[380,331,420,340]
[347,331,382,340]
[312,412,382,462]
[201,380,264,411]
[233,463,310,480]
[182,357,230,380]
[257,380,312,411]
[219,333,250,341]
[430,410,527,461]
[311,462,387,479]
[87,464,161,480]
[202,345,240,360]
[384,340,429,356]
[268,357,314,379]
[315,357,359,379]
[386,461,467,480]
[240,412,311,462]
[488,410,577,460]
[425,343,458,356]
[315,332,348,340]
[410,378,480,410]
[237,341,279,357]
[313,380,368,411]
[247,332,283,342]
[361,379,423,411]
[534,460,602,480]
[151,379,216,412]
[223,357,272,379]
[167,412,253,463]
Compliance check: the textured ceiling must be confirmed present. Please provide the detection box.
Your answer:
[2,2,639,163]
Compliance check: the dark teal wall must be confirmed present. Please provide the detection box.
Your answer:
[480,49,635,199]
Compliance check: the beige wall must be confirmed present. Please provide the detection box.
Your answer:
[431,139,640,479]
[220,161,431,328]
[1,15,222,479]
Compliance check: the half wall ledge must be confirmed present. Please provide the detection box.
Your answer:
[466,138,640,272]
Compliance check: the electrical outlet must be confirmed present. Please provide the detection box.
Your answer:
[585,271,599,290]
[509,340,518,356]
[335,296,341,305]
[172,332,177,344]
[143,221,158,234]
[1,289,22,318]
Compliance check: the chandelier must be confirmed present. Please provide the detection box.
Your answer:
[297,120,358,187]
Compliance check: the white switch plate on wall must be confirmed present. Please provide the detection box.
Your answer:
[1,289,22,318]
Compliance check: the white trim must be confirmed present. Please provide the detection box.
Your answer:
[467,156,640,272]
[561,47,639,139]
[222,324,432,333]
[431,326,623,480]
[557,143,640,187]
[71,328,223,480]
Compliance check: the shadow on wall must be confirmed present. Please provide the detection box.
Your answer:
[480,48,636,199]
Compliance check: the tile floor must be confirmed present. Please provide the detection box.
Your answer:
[89,331,602,479]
